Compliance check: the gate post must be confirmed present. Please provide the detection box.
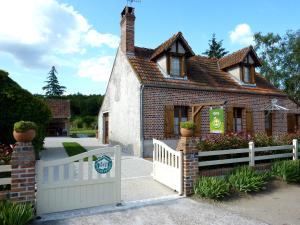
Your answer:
[176,137,198,196]
[10,142,36,205]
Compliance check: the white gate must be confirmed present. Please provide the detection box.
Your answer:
[36,146,121,215]
[152,139,182,195]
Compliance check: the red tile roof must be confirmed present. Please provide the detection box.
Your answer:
[150,32,195,60]
[129,46,283,95]
[46,99,71,119]
[218,45,262,69]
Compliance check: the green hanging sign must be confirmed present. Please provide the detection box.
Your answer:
[209,108,224,134]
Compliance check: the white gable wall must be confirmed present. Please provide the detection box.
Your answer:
[98,48,142,156]
[227,66,240,81]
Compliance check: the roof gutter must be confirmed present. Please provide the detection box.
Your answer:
[140,83,287,97]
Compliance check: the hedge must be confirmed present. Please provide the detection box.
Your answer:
[0,70,52,157]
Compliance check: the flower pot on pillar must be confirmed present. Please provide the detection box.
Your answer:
[180,121,196,137]
[13,121,37,142]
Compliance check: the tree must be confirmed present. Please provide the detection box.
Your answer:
[254,30,300,103]
[203,33,228,59]
[42,66,66,97]
[0,70,52,156]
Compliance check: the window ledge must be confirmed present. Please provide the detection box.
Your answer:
[165,75,188,80]
[241,82,256,87]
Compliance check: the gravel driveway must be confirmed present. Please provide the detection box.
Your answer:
[33,198,267,225]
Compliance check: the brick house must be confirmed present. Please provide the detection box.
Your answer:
[98,6,300,157]
[46,99,71,136]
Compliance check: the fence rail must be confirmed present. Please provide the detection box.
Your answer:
[0,165,12,186]
[199,139,299,167]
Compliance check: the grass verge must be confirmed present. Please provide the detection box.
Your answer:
[70,129,96,137]
[62,142,97,161]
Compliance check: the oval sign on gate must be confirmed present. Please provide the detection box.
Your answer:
[94,155,112,174]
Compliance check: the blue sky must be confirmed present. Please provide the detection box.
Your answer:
[0,0,299,95]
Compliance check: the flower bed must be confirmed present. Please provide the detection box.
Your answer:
[197,132,300,151]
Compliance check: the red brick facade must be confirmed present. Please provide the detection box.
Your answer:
[143,86,300,140]
[1,143,36,205]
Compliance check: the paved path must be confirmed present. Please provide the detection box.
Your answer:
[33,198,267,225]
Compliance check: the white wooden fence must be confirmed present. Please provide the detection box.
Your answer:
[153,139,183,195]
[198,139,299,167]
[36,146,121,215]
[0,165,11,186]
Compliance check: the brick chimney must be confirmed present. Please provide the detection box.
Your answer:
[120,6,135,55]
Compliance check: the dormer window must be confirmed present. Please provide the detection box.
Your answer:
[170,56,180,76]
[168,55,185,77]
[242,65,255,84]
[244,66,251,83]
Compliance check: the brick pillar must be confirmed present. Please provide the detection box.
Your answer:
[176,137,198,196]
[10,142,36,205]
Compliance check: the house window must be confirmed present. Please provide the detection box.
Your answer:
[242,65,255,84]
[174,106,188,135]
[233,108,243,133]
[170,56,181,77]
[244,67,250,83]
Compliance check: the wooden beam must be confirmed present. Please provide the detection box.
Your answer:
[192,106,204,118]
[191,101,226,107]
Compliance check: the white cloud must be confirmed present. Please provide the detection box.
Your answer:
[85,30,120,48]
[0,0,119,68]
[78,56,114,82]
[229,24,254,46]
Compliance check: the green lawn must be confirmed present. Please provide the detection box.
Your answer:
[70,129,96,137]
[62,142,97,161]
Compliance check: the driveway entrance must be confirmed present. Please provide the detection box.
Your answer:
[40,137,176,214]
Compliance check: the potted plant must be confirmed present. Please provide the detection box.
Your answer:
[180,121,196,137]
[13,121,37,142]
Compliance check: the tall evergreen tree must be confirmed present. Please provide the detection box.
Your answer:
[42,66,66,97]
[203,33,228,59]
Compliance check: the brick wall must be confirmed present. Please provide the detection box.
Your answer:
[143,86,300,140]
[9,143,36,204]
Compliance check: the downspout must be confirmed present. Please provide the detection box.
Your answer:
[140,84,145,157]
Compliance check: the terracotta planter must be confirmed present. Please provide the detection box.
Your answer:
[13,129,36,142]
[180,128,194,137]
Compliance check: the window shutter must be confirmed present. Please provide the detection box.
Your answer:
[194,112,201,137]
[246,108,253,134]
[250,65,255,83]
[167,55,171,75]
[240,66,244,82]
[226,107,234,132]
[180,57,185,77]
[164,105,174,138]
[287,114,296,133]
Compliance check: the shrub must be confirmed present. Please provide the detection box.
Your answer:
[252,133,276,147]
[180,121,196,130]
[0,144,14,164]
[228,166,269,193]
[277,132,300,145]
[197,132,251,151]
[272,160,300,183]
[0,70,51,156]
[194,176,230,200]
[0,201,34,225]
[13,121,37,132]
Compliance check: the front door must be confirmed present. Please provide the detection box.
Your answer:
[103,113,109,144]
[265,111,272,136]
